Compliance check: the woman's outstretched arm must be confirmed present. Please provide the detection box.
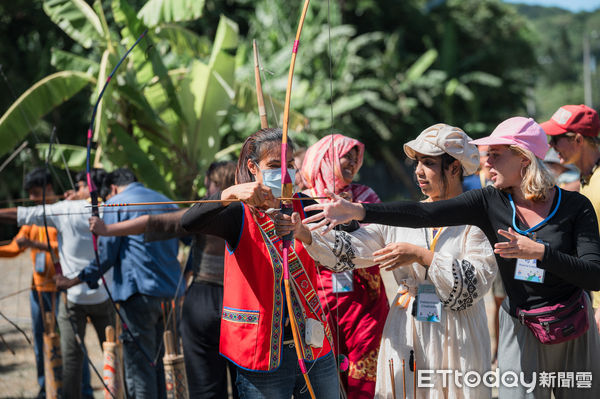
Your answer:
[304,188,489,234]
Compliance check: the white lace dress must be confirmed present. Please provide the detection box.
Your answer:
[304,223,497,399]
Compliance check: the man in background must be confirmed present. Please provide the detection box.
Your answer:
[542,104,600,331]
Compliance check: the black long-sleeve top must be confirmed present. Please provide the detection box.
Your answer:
[181,192,242,243]
[181,192,321,245]
[362,186,600,316]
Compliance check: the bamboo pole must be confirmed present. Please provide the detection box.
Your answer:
[389,358,397,399]
[103,326,124,399]
[253,40,269,129]
[43,311,62,399]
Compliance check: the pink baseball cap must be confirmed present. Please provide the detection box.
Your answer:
[470,117,549,159]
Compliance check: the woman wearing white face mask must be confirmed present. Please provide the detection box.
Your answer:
[180,128,342,399]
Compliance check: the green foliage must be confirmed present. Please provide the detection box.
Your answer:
[0,71,93,155]
[35,142,90,168]
[222,0,536,158]
[512,3,600,120]
[138,0,205,27]
[43,0,104,49]
[210,0,538,200]
[0,0,559,204]
[0,0,239,200]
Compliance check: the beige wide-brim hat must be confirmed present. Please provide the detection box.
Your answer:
[404,124,480,176]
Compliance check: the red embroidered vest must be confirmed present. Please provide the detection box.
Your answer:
[220,200,332,371]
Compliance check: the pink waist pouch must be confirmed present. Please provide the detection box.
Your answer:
[517,290,589,345]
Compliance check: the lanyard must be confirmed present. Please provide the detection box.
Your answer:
[421,227,444,281]
[429,227,444,252]
[396,228,444,307]
[508,187,561,237]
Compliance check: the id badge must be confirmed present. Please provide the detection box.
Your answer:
[416,284,442,323]
[34,252,46,274]
[514,258,545,283]
[332,271,354,293]
[305,318,324,348]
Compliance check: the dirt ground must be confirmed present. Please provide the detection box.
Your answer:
[0,254,105,399]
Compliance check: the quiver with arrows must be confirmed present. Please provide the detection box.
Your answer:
[163,330,188,399]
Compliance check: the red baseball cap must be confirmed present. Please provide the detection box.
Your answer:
[540,104,600,137]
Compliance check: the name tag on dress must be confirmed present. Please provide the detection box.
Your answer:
[416,284,442,323]
[332,271,353,293]
[34,252,46,274]
[514,258,545,283]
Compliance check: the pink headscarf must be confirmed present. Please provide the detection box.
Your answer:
[301,134,379,203]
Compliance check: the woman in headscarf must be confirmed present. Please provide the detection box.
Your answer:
[301,134,389,398]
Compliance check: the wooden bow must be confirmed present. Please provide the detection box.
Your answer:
[279,1,316,398]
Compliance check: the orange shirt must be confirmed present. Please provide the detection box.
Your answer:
[0,225,58,292]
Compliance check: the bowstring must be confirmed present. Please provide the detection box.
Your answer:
[328,0,338,362]
[152,253,187,365]
[44,128,118,399]
[0,141,29,175]
[53,134,76,192]
[0,310,31,345]
[326,2,348,398]
[301,0,345,394]
[85,29,157,369]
